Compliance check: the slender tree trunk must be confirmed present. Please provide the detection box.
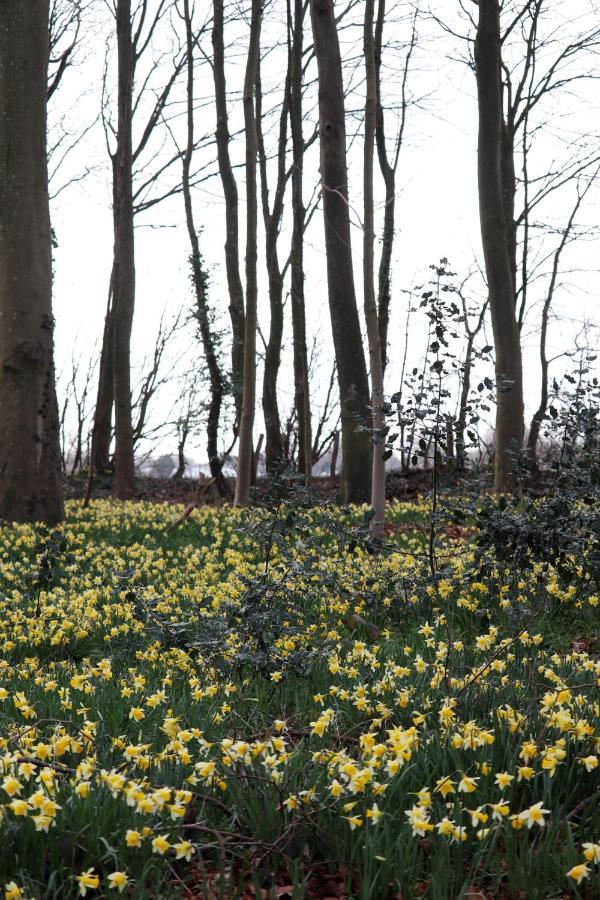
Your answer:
[234,0,262,506]
[376,167,395,374]
[364,0,385,536]
[111,0,136,499]
[310,0,372,504]
[374,0,393,373]
[455,295,488,470]
[251,433,263,487]
[256,58,287,474]
[261,232,285,473]
[397,301,411,472]
[527,182,590,468]
[445,415,455,460]
[91,283,114,473]
[0,0,64,524]
[288,0,312,480]
[212,0,245,430]
[374,2,415,373]
[527,316,548,473]
[174,427,188,480]
[475,0,524,493]
[330,430,340,479]
[182,0,229,498]
[455,335,474,469]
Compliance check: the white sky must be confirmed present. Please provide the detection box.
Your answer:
[50,0,600,465]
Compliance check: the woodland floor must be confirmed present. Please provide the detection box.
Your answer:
[0,495,597,899]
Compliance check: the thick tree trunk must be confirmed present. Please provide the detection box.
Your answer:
[364,0,386,536]
[111,0,136,499]
[212,0,245,430]
[475,0,524,493]
[310,0,372,504]
[0,0,64,524]
[288,0,312,480]
[501,122,518,299]
[234,0,262,507]
[182,0,229,498]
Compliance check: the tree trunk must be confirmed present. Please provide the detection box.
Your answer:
[212,0,245,430]
[374,0,393,374]
[527,184,588,468]
[251,433,263,487]
[455,335,474,469]
[182,0,229,498]
[111,0,136,499]
[445,415,455,460]
[256,58,286,474]
[364,0,386,536]
[261,232,285,474]
[330,430,340,479]
[91,287,114,473]
[0,0,64,524]
[233,0,262,507]
[501,121,518,301]
[397,301,411,473]
[288,0,312,480]
[174,427,188,481]
[527,323,548,473]
[475,0,524,493]
[310,0,372,504]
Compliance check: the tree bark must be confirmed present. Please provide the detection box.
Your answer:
[455,294,488,470]
[111,0,136,499]
[501,121,518,300]
[455,335,474,469]
[234,0,262,506]
[475,0,524,493]
[374,3,415,374]
[310,0,372,504]
[0,0,64,524]
[256,57,287,474]
[182,0,229,498]
[174,426,188,481]
[330,430,339,479]
[526,187,586,468]
[364,0,386,536]
[288,0,312,480]
[374,0,393,374]
[91,283,114,473]
[212,0,245,430]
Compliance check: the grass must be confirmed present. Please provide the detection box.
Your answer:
[0,498,597,899]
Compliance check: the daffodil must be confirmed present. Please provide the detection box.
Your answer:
[125,829,143,847]
[173,841,195,861]
[523,801,550,828]
[151,834,170,855]
[75,869,99,896]
[107,872,128,893]
[566,863,589,884]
